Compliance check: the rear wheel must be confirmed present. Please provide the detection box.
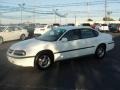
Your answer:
[20,34,26,40]
[34,52,54,70]
[95,45,106,59]
[0,37,3,44]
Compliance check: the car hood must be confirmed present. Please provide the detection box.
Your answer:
[10,38,51,50]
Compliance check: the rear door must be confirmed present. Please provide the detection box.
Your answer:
[80,28,99,55]
[13,27,23,39]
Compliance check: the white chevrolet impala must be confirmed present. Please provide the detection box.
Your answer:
[7,26,114,70]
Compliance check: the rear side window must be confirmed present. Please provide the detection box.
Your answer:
[80,29,98,39]
[92,30,99,37]
[7,27,15,32]
[17,27,22,30]
[14,27,22,31]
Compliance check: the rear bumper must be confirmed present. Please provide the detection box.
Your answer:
[106,42,115,51]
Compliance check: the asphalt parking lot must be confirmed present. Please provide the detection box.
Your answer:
[0,32,120,90]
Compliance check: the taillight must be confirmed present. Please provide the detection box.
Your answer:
[119,26,120,31]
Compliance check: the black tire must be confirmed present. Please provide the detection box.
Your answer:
[34,52,54,70]
[20,34,26,40]
[95,45,106,59]
[0,37,3,44]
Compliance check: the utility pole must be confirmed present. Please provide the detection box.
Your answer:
[54,9,58,23]
[86,0,90,21]
[87,2,89,20]
[0,13,1,25]
[18,3,25,24]
[75,15,76,25]
[65,17,68,24]
[105,0,107,19]
[60,17,61,24]
[33,8,36,24]
[54,14,56,23]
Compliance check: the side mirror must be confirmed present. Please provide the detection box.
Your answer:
[61,38,68,42]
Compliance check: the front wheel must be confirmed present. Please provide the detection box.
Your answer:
[20,34,26,40]
[34,53,53,70]
[95,45,106,59]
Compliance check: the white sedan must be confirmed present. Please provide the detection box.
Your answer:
[0,26,28,44]
[99,24,109,31]
[7,26,114,70]
[34,24,52,36]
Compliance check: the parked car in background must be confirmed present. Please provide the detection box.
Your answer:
[34,24,52,36]
[0,26,28,44]
[7,26,114,70]
[109,23,120,33]
[92,23,100,29]
[99,24,109,32]
[52,23,60,27]
[67,23,75,26]
[79,23,91,27]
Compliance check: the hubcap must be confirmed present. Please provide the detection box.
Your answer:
[38,55,51,68]
[97,47,105,58]
[21,35,25,40]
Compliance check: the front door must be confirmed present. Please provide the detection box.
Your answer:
[56,29,87,60]
[3,27,15,41]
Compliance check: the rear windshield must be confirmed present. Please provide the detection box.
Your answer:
[82,23,91,26]
[53,24,60,26]
[102,24,107,26]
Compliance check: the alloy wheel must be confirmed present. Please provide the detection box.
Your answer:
[38,55,51,68]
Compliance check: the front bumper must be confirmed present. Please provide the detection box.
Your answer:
[7,55,35,67]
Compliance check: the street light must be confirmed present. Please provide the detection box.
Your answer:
[18,3,25,24]
[54,9,58,23]
[0,13,2,24]
[75,15,76,25]
[86,0,90,21]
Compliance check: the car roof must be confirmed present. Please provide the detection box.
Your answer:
[56,26,92,31]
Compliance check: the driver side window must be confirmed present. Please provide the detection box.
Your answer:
[61,29,81,41]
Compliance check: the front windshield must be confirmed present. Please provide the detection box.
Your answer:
[0,27,5,32]
[36,28,66,41]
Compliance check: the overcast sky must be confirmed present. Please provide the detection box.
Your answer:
[0,0,120,24]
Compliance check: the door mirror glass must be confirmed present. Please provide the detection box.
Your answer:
[61,38,68,42]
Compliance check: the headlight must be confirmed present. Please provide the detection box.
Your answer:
[14,50,26,56]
